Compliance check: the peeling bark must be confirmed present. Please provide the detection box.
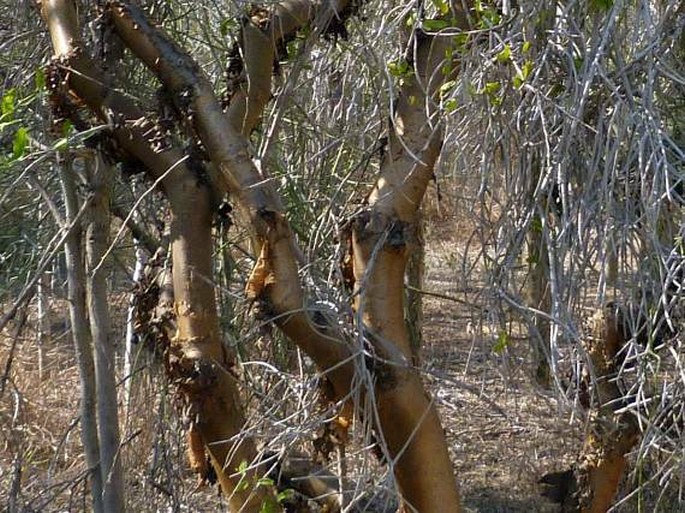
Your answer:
[42,1,471,511]
[40,3,280,509]
[346,26,465,512]
[540,305,640,513]
[574,306,639,513]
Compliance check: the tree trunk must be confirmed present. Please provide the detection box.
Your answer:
[526,217,552,386]
[540,305,639,513]
[164,177,280,512]
[346,25,466,512]
[575,306,639,513]
[405,214,425,364]
[40,4,281,509]
[57,157,104,513]
[42,2,469,510]
[84,154,125,513]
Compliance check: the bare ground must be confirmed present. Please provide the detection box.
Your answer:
[421,216,582,512]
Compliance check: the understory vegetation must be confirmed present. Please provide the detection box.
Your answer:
[1,0,683,512]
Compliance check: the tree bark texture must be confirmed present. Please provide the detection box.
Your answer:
[84,155,125,513]
[41,1,471,511]
[40,3,280,510]
[347,27,465,512]
[540,305,640,513]
[526,219,552,386]
[57,158,104,513]
[575,306,639,513]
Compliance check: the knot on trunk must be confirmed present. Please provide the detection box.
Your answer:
[168,348,219,394]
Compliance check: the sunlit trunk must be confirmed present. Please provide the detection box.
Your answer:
[346,25,465,512]
[164,176,280,512]
[575,306,639,513]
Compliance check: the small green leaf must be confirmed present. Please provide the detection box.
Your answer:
[493,331,509,354]
[259,500,279,513]
[35,68,46,91]
[1,89,16,122]
[423,18,450,31]
[439,80,457,97]
[12,127,28,159]
[522,40,532,53]
[257,477,274,487]
[521,60,534,79]
[482,81,501,95]
[388,59,411,78]
[444,98,458,112]
[405,12,417,27]
[514,60,534,88]
[496,44,511,63]
[53,137,69,152]
[277,489,295,503]
[431,0,450,15]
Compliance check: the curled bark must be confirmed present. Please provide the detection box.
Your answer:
[40,2,279,510]
[540,305,640,513]
[43,0,471,511]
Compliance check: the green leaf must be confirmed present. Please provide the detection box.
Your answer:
[521,60,534,79]
[522,40,532,53]
[259,500,279,513]
[431,0,450,15]
[388,59,411,78]
[439,80,457,97]
[496,44,511,63]
[1,89,16,122]
[514,60,534,88]
[493,331,509,354]
[444,98,458,112]
[53,137,69,152]
[35,68,46,91]
[277,489,295,503]
[482,81,501,95]
[423,18,450,31]
[257,477,274,487]
[12,127,28,159]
